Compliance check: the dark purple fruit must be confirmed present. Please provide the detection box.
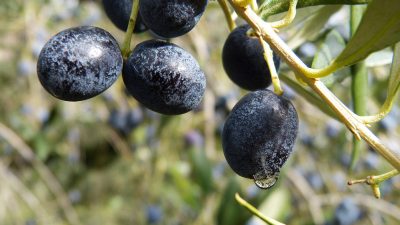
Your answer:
[123,40,206,115]
[139,0,208,38]
[37,26,123,101]
[222,89,298,188]
[222,24,280,91]
[102,0,147,33]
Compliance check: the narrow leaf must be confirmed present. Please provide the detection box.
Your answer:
[387,43,400,99]
[365,49,394,67]
[259,0,370,19]
[312,29,350,87]
[286,5,342,49]
[334,0,400,67]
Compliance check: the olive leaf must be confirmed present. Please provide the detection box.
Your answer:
[334,0,400,67]
[259,0,371,19]
[387,43,400,101]
[365,49,394,67]
[312,30,350,87]
[286,5,342,49]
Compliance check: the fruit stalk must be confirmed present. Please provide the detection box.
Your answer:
[122,0,140,59]
[217,0,236,31]
[228,1,400,171]
[258,36,283,95]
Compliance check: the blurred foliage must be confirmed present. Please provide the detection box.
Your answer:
[0,0,400,225]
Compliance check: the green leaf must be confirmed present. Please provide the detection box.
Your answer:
[334,0,400,67]
[365,49,394,67]
[286,5,342,49]
[188,146,214,194]
[259,0,370,19]
[216,177,248,225]
[387,43,400,99]
[312,29,350,87]
[358,42,400,122]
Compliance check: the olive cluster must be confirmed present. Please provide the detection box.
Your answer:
[36,0,298,188]
[37,0,208,115]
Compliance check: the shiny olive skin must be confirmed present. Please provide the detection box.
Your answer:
[37,26,123,101]
[123,40,206,115]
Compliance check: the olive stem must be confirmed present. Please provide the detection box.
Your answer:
[122,0,140,59]
[358,43,400,124]
[348,169,399,198]
[258,36,283,95]
[270,0,298,29]
[227,1,400,171]
[235,193,286,225]
[358,98,395,123]
[218,0,237,31]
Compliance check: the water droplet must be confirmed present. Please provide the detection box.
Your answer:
[253,170,280,189]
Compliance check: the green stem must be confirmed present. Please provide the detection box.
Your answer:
[349,5,367,171]
[235,193,286,225]
[270,0,298,29]
[218,0,237,31]
[122,0,140,59]
[359,43,400,123]
[259,0,371,19]
[359,95,395,123]
[372,170,400,183]
[348,169,399,198]
[259,36,283,95]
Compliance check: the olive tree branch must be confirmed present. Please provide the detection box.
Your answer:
[122,0,140,59]
[227,2,400,171]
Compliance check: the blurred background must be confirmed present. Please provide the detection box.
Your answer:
[0,0,399,224]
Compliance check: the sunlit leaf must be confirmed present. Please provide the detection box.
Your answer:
[286,5,342,49]
[365,49,394,67]
[259,0,370,19]
[387,43,400,98]
[334,0,400,67]
[312,29,350,87]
